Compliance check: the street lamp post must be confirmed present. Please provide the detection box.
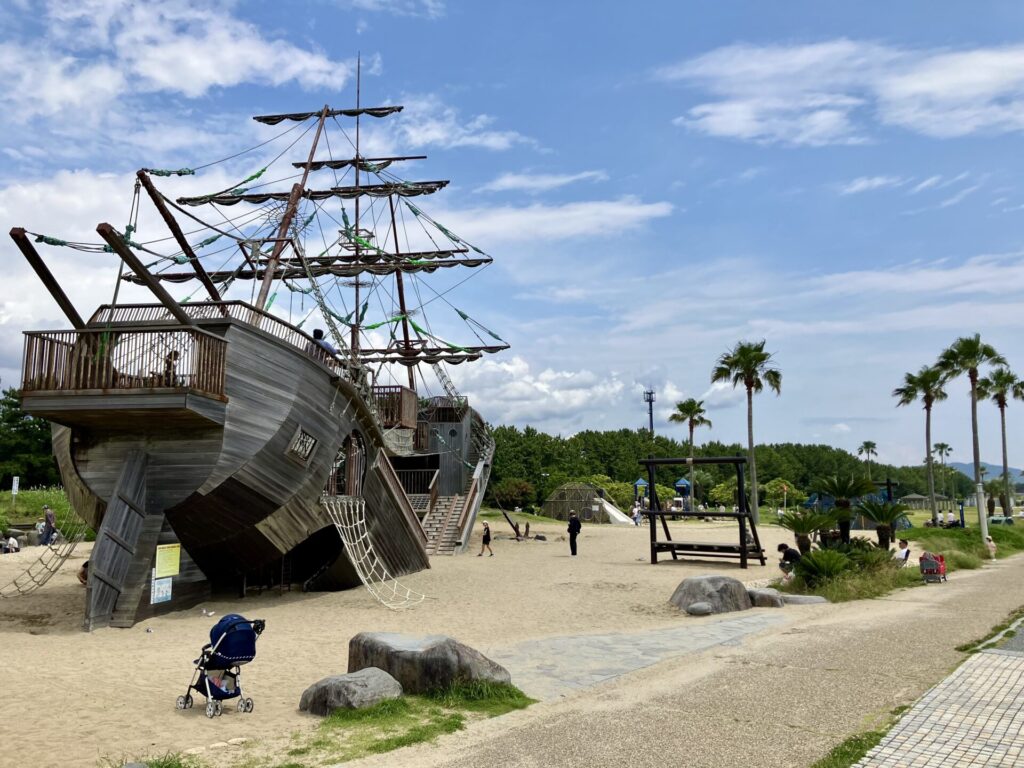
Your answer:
[644,389,656,438]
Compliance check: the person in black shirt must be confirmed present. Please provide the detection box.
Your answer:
[567,511,582,556]
[777,542,801,578]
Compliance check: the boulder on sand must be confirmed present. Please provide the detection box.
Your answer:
[781,594,829,605]
[299,667,402,716]
[747,587,785,608]
[670,575,752,614]
[348,632,511,694]
[686,601,713,616]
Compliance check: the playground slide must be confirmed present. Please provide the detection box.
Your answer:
[597,498,633,526]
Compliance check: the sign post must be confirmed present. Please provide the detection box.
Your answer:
[10,476,18,514]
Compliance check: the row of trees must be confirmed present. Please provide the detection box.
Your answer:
[893,334,1022,533]
[0,385,60,490]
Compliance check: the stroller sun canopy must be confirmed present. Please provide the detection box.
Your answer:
[207,614,261,667]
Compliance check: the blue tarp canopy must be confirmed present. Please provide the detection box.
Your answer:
[674,478,690,487]
[633,478,648,487]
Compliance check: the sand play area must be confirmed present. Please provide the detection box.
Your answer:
[2,517,1022,768]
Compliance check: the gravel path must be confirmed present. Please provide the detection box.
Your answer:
[341,557,1024,768]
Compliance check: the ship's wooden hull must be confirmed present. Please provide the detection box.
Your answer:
[39,317,429,628]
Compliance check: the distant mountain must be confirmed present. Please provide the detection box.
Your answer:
[949,461,1023,483]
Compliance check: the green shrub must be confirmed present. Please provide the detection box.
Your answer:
[795,549,851,587]
[848,547,896,571]
[944,550,983,570]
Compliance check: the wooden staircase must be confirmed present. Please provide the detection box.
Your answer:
[422,495,465,556]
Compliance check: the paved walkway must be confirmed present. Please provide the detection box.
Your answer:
[489,612,787,700]
[856,649,1024,767]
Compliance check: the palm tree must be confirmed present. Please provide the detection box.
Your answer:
[977,367,1024,515]
[894,365,948,526]
[933,442,953,508]
[856,500,909,550]
[669,398,712,513]
[775,509,836,555]
[711,340,782,523]
[937,334,1006,536]
[816,474,875,544]
[857,441,878,481]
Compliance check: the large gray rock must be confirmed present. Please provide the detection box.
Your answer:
[686,601,713,616]
[348,632,511,694]
[670,575,752,614]
[299,667,402,716]
[748,587,785,608]
[781,594,830,605]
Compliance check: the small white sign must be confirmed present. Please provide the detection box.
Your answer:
[11,476,19,496]
[151,577,173,604]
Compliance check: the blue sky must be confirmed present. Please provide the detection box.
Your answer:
[2,0,1024,470]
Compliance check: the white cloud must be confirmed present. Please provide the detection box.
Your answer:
[477,170,608,194]
[396,95,535,151]
[0,1,352,124]
[831,423,852,434]
[439,197,673,244]
[838,175,906,195]
[939,183,982,208]
[338,0,444,18]
[699,381,745,410]
[659,39,1024,145]
[451,355,625,426]
[909,175,942,194]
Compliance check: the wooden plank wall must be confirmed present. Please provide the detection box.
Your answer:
[84,450,148,631]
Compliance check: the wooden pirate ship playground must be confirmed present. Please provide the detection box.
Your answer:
[7,89,508,629]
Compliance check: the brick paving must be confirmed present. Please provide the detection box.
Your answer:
[856,649,1024,767]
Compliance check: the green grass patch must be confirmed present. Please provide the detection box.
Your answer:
[810,706,910,768]
[955,605,1024,652]
[2,486,95,540]
[270,682,536,766]
[780,564,923,603]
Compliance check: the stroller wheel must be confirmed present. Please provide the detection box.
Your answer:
[176,695,186,710]
[185,694,194,709]
[206,702,216,718]
[244,698,254,713]
[237,698,246,713]
[215,701,223,716]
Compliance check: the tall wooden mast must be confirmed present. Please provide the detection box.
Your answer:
[350,57,363,359]
[254,105,330,310]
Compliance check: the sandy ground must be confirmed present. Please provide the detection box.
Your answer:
[0,518,1019,768]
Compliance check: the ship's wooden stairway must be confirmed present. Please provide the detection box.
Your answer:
[423,495,465,556]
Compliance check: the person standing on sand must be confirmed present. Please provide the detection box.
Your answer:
[567,511,582,556]
[478,522,493,557]
[41,504,56,546]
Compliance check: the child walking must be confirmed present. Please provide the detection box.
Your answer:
[478,521,493,557]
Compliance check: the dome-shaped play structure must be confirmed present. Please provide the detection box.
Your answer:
[541,482,631,525]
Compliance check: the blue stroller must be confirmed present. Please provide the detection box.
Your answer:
[176,614,266,718]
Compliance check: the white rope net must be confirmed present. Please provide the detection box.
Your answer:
[320,495,427,610]
[0,511,90,599]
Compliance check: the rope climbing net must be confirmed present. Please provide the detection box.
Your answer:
[0,510,90,599]
[320,495,428,610]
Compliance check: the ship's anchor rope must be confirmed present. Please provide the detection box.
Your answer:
[320,496,427,610]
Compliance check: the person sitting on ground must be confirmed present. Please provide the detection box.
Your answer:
[2,533,18,554]
[78,560,89,585]
[894,539,911,567]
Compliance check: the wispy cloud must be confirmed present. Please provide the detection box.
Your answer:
[396,95,535,151]
[838,175,906,195]
[337,0,445,18]
[939,183,982,207]
[659,39,1024,145]
[909,175,942,194]
[477,170,608,194]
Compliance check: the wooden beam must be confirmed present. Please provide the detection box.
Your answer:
[96,222,194,327]
[136,170,224,307]
[9,228,86,329]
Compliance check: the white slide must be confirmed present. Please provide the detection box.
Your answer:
[597,497,633,526]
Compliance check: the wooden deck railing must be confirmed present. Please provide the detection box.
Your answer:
[21,327,227,397]
[372,385,418,429]
[395,469,439,495]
